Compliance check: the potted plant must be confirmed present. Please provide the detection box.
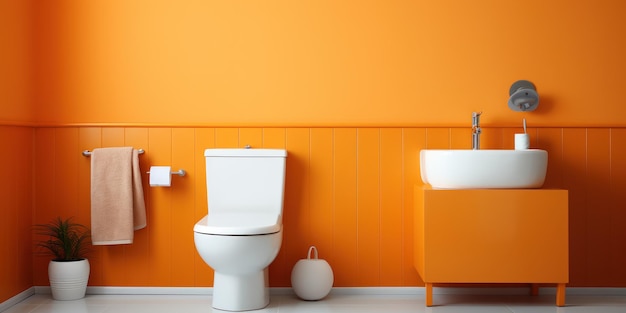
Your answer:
[35,217,91,300]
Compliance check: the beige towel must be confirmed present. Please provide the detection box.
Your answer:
[91,147,147,245]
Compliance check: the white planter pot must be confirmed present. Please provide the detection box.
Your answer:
[291,246,334,301]
[48,259,90,301]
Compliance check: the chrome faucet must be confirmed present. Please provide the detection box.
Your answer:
[472,112,482,150]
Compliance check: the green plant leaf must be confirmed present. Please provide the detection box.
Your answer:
[34,217,91,261]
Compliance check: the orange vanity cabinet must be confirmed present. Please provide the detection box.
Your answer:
[414,186,568,307]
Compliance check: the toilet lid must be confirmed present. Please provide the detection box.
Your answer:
[193,212,281,235]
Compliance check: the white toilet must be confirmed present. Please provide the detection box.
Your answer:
[193,148,287,311]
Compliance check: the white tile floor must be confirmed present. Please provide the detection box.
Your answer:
[3,293,626,313]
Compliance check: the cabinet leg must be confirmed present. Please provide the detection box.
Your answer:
[556,283,566,307]
[530,283,539,296]
[425,283,433,307]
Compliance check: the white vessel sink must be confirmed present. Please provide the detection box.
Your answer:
[420,149,548,189]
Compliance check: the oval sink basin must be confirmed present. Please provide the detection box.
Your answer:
[420,149,548,189]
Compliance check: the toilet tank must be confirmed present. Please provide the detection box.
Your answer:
[204,149,287,215]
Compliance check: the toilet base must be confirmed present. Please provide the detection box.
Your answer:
[212,268,270,311]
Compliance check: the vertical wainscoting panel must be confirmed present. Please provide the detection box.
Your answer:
[500,127,517,149]
[586,129,612,283]
[262,128,286,149]
[33,128,57,286]
[0,126,33,303]
[171,128,196,286]
[401,128,425,286]
[450,127,472,149]
[53,128,80,220]
[0,128,13,300]
[76,128,103,285]
[215,128,239,148]
[147,128,173,285]
[308,128,334,276]
[562,128,588,285]
[609,129,626,285]
[193,128,215,286]
[239,128,263,149]
[480,127,504,149]
[536,128,564,188]
[356,128,381,285]
[379,129,403,286]
[78,128,103,227]
[281,128,311,286]
[16,127,34,297]
[425,128,450,149]
[33,129,57,227]
[332,128,358,286]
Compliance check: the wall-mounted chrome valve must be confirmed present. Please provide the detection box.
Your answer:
[508,80,539,112]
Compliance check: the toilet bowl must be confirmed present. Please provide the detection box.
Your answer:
[194,221,282,310]
[194,148,287,311]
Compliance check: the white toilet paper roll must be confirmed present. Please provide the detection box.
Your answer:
[515,133,530,150]
[149,166,171,187]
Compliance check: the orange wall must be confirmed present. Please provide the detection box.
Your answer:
[0,127,34,302]
[0,0,35,304]
[0,0,33,123]
[31,1,626,127]
[31,126,626,288]
[3,0,626,302]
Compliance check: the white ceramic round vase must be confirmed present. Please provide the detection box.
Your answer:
[291,246,334,301]
[48,259,90,300]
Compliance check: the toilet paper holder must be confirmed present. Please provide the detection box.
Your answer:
[147,169,186,177]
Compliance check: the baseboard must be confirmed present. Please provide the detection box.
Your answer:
[539,287,626,296]
[327,286,626,296]
[0,288,35,312]
[29,286,626,297]
[34,286,214,296]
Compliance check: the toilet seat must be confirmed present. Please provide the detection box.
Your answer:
[194,212,281,235]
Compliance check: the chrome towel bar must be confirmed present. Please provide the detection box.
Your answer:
[82,148,145,157]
